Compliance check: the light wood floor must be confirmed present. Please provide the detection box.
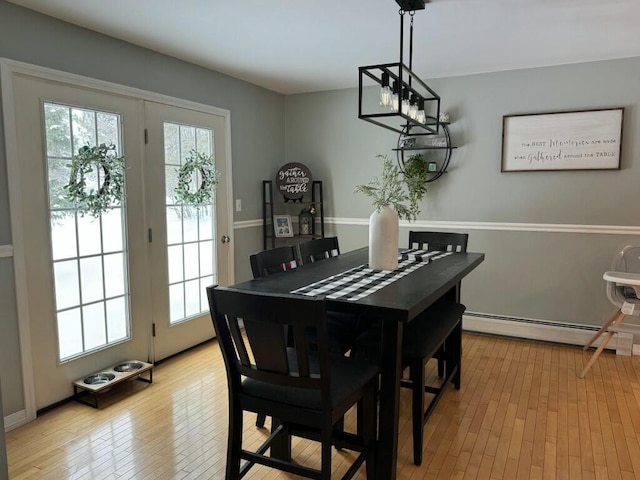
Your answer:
[6,333,640,479]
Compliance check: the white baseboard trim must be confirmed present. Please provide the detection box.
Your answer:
[0,245,13,258]
[463,313,615,350]
[4,409,26,432]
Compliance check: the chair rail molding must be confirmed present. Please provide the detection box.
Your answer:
[235,217,640,235]
[0,245,13,258]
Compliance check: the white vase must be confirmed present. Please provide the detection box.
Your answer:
[369,206,399,270]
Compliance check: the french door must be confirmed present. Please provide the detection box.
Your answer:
[8,70,231,410]
[145,102,230,361]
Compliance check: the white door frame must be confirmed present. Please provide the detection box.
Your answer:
[0,58,234,423]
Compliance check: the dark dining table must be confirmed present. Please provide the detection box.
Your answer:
[228,247,484,479]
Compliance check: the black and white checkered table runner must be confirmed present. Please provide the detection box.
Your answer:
[291,250,452,302]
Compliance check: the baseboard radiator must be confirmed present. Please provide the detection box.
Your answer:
[462,312,621,351]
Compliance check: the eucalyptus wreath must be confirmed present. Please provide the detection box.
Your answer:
[174,150,220,207]
[64,143,125,218]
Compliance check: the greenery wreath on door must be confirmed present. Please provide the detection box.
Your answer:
[64,143,125,218]
[174,150,220,207]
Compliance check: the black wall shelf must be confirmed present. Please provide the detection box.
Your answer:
[396,122,456,183]
[262,180,325,250]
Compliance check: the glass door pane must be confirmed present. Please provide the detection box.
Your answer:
[163,123,217,324]
[44,103,130,361]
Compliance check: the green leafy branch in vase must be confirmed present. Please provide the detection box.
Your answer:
[354,155,420,221]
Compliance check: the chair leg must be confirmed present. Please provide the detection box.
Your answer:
[270,418,291,461]
[334,416,345,451]
[584,309,623,351]
[363,385,377,480]
[437,347,445,378]
[321,426,333,480]
[410,359,426,466]
[227,402,243,480]
[451,321,462,390]
[256,413,266,428]
[579,330,617,379]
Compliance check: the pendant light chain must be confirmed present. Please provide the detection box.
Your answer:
[409,12,414,82]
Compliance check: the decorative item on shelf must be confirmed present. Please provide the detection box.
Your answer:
[422,135,448,147]
[399,135,417,148]
[439,111,450,123]
[275,162,313,201]
[355,156,420,271]
[64,143,125,218]
[403,153,428,204]
[427,161,438,172]
[273,215,294,237]
[298,207,315,235]
[174,150,219,207]
[358,0,443,137]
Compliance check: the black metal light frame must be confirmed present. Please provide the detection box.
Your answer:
[358,0,442,137]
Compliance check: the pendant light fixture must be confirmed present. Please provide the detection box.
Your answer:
[358,0,441,136]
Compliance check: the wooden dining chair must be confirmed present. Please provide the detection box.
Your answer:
[298,236,360,352]
[249,245,298,429]
[409,231,468,377]
[354,231,469,465]
[207,286,378,480]
[249,243,353,429]
[249,245,298,278]
[298,237,340,264]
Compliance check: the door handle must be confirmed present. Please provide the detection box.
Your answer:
[221,235,231,244]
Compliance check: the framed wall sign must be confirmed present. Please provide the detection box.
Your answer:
[501,108,624,172]
[276,162,313,200]
[273,215,294,237]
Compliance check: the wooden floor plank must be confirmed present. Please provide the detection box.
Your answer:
[6,333,640,479]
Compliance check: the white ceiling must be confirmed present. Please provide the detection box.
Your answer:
[8,0,640,95]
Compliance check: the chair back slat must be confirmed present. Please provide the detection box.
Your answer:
[250,246,298,279]
[299,237,340,264]
[408,231,468,253]
[292,324,311,377]
[243,318,290,373]
[208,286,329,393]
[229,316,251,366]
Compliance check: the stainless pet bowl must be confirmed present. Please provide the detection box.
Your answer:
[114,362,144,373]
[83,373,115,385]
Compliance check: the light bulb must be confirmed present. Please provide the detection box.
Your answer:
[400,88,410,116]
[416,98,426,124]
[392,94,399,112]
[401,98,410,116]
[409,95,418,120]
[391,81,399,112]
[380,86,393,108]
[379,72,393,108]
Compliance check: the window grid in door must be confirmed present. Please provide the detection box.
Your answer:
[164,123,217,324]
[44,102,131,362]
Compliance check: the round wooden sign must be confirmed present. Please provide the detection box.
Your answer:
[275,162,313,200]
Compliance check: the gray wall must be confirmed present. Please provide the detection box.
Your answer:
[284,58,640,325]
[0,0,284,416]
[0,381,8,480]
[2,0,640,422]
